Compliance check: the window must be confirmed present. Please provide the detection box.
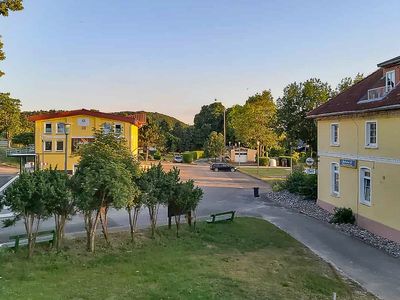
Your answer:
[57,123,65,134]
[56,140,64,151]
[386,70,396,93]
[44,123,52,134]
[103,123,112,134]
[115,123,122,134]
[331,163,340,196]
[44,140,52,151]
[365,121,377,148]
[360,167,372,205]
[330,123,339,146]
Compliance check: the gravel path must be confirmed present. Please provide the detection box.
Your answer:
[262,191,400,258]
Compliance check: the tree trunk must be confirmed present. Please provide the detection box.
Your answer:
[99,206,110,244]
[128,208,134,242]
[174,215,181,238]
[145,147,149,161]
[54,214,66,251]
[84,210,100,252]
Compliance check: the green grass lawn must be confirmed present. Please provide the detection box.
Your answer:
[0,218,375,299]
[239,167,291,183]
[0,148,19,168]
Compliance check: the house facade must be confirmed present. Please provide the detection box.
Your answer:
[308,56,400,243]
[29,109,145,173]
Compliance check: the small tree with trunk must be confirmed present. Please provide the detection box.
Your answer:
[126,183,142,242]
[204,131,225,161]
[72,130,134,252]
[171,179,203,237]
[138,163,168,238]
[43,168,75,251]
[1,171,50,258]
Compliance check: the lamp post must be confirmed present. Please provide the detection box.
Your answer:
[223,107,226,147]
[238,141,241,167]
[257,141,260,175]
[64,123,71,174]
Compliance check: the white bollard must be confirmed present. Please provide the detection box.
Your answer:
[333,292,337,300]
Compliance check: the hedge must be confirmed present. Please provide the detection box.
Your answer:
[182,152,193,163]
[192,150,204,160]
[259,157,269,166]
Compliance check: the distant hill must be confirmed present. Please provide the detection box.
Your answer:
[117,111,188,128]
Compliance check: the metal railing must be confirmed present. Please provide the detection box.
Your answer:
[6,145,35,156]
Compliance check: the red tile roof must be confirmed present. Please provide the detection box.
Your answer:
[28,109,145,127]
[308,69,400,118]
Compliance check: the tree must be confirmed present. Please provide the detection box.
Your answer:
[334,73,364,95]
[1,171,50,258]
[139,121,164,161]
[204,131,225,160]
[71,130,135,251]
[171,179,203,237]
[138,163,169,238]
[277,79,332,150]
[229,90,278,153]
[44,169,75,251]
[126,183,142,242]
[0,93,21,146]
[193,101,225,149]
[0,0,24,77]
[12,132,34,146]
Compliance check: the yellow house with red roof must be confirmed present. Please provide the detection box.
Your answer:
[29,109,145,174]
[308,56,400,243]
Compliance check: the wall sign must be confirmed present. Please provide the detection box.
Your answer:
[340,159,357,168]
[77,118,90,126]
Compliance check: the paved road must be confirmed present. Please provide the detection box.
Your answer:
[1,163,399,299]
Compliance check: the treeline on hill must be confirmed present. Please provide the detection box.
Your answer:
[0,73,364,157]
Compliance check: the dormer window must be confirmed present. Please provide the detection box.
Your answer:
[386,70,395,92]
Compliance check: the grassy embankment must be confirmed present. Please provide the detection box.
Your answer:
[0,218,375,299]
[238,167,291,183]
[0,148,19,168]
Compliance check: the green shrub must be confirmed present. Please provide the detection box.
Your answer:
[259,157,269,166]
[153,152,161,160]
[193,150,204,159]
[285,170,317,200]
[182,152,193,163]
[272,181,286,192]
[330,207,355,224]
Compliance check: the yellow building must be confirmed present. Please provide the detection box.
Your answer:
[308,56,400,243]
[29,109,145,174]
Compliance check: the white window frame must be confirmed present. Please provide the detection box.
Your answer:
[330,123,339,146]
[44,140,52,152]
[103,123,112,134]
[44,122,52,134]
[359,167,372,206]
[56,140,64,152]
[331,162,340,197]
[365,121,378,148]
[386,70,396,93]
[56,122,65,134]
[114,123,123,134]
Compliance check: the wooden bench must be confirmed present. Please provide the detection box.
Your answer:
[9,230,56,251]
[207,211,236,223]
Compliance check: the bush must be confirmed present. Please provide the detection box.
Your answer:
[285,170,317,200]
[153,152,161,160]
[192,150,204,159]
[182,152,193,163]
[259,157,269,166]
[330,207,356,224]
[272,181,286,192]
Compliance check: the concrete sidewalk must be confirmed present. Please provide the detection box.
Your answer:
[243,199,400,300]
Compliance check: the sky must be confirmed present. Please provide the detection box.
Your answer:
[1,0,399,124]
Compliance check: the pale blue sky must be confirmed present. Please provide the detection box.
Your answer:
[1,0,399,123]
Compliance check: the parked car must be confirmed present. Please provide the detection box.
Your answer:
[210,163,236,172]
[173,154,183,163]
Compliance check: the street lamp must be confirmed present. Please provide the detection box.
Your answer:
[238,141,241,167]
[64,123,71,174]
[257,141,260,175]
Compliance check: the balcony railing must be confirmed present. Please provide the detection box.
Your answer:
[6,145,35,156]
[367,86,386,101]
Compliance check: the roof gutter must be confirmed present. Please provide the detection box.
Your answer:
[307,104,400,119]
